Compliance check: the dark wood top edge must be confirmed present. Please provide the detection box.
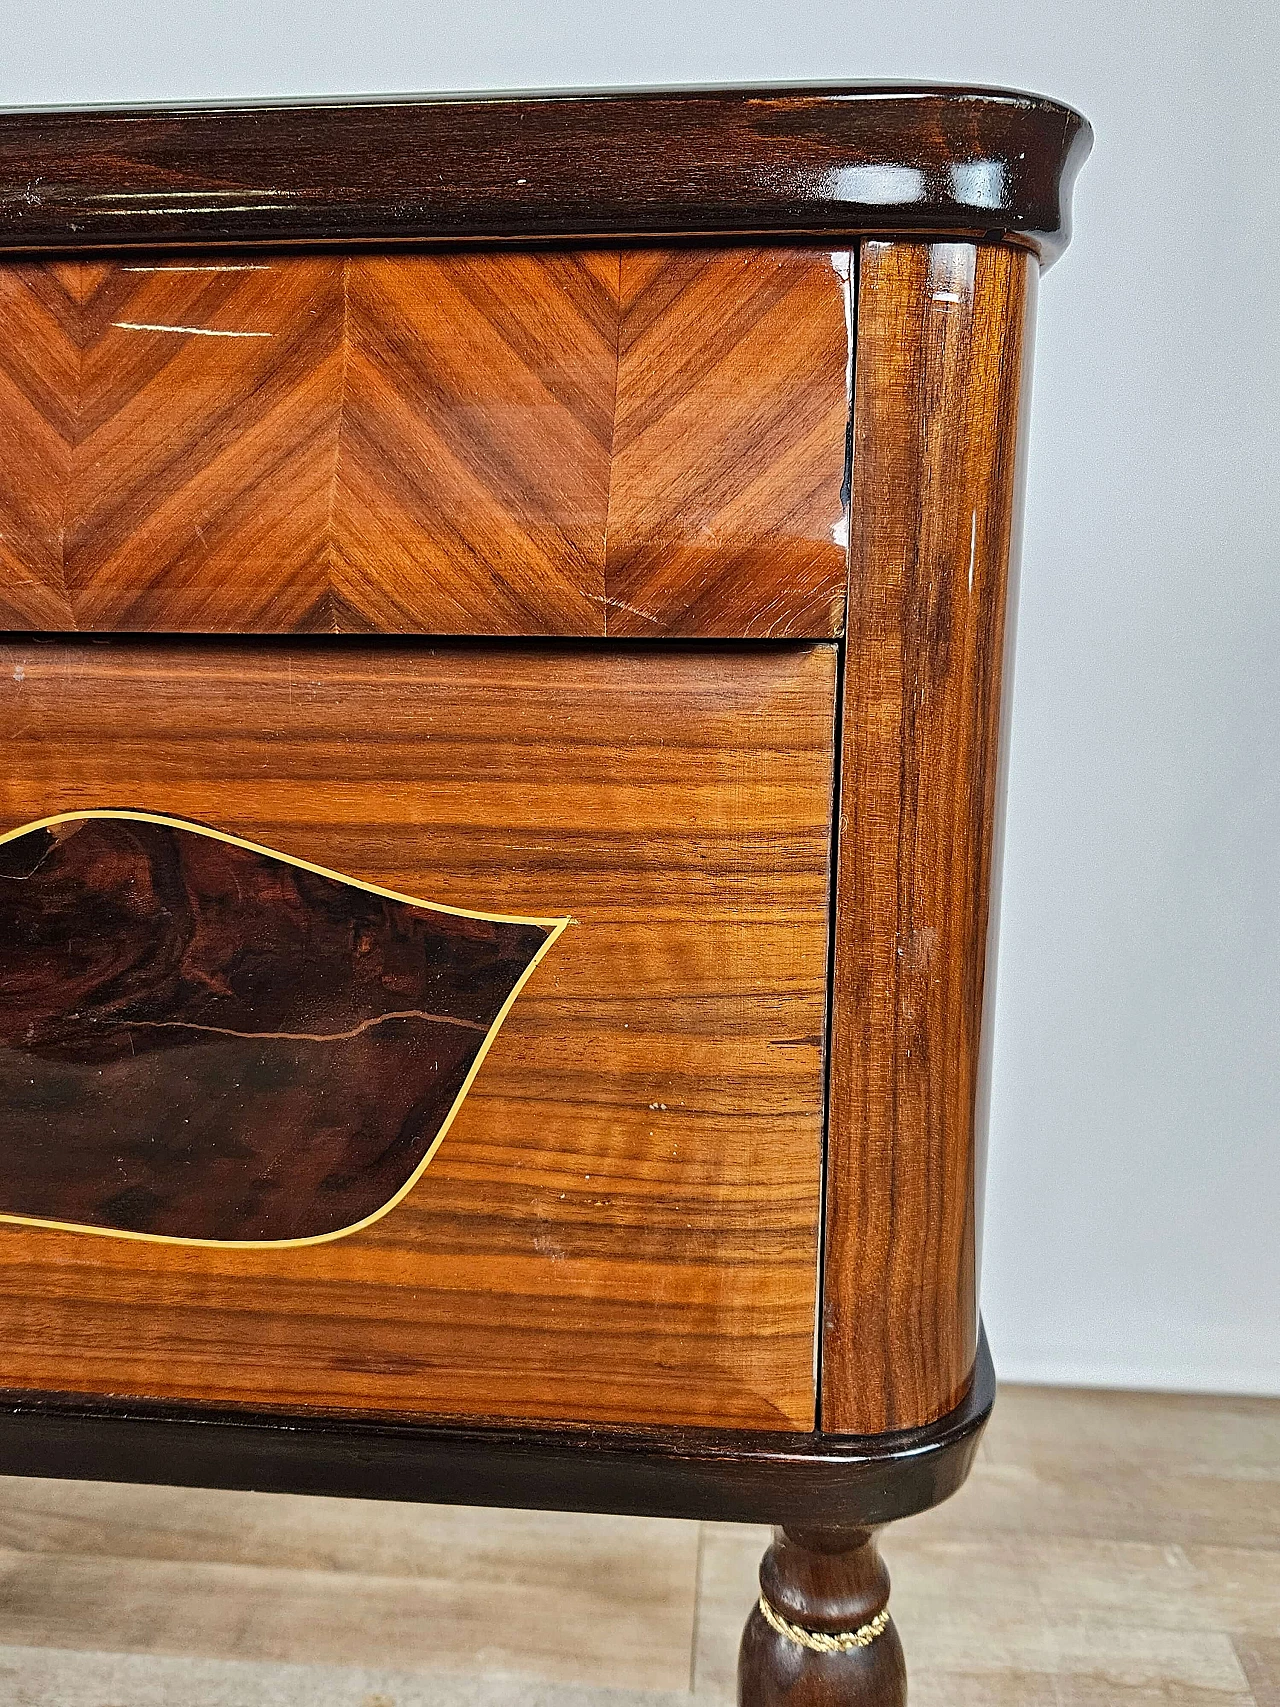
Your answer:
[0,1331,995,1526]
[0,79,1081,118]
[0,83,1090,264]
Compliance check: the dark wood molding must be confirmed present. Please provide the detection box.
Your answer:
[0,1330,993,1527]
[0,84,1090,262]
[740,1527,907,1704]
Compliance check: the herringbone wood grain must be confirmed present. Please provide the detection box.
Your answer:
[0,262,78,628]
[0,250,849,637]
[66,259,345,632]
[606,248,851,638]
[330,251,615,635]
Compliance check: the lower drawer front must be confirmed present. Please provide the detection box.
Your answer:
[0,640,835,1430]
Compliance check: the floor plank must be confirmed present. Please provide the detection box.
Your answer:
[932,1387,1280,1549]
[1235,1639,1280,1707]
[0,1646,690,1707]
[690,1522,769,1700]
[885,1533,1280,1640]
[0,1493,701,1693]
[0,1478,694,1584]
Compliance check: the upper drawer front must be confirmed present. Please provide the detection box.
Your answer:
[0,248,850,638]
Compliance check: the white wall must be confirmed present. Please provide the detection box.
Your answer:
[4,1,1277,1396]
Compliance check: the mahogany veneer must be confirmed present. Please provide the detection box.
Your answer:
[0,248,848,637]
[0,85,1090,261]
[0,80,1089,1707]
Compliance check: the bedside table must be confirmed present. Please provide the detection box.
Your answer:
[0,82,1089,1704]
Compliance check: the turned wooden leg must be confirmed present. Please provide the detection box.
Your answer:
[738,1527,907,1706]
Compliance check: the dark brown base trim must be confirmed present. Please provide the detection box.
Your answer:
[0,1330,993,1528]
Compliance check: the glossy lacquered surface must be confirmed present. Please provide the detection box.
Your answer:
[0,85,1090,261]
[0,638,835,1430]
[0,248,849,637]
[0,812,561,1244]
[740,1528,907,1705]
[823,240,1034,1434]
[0,1333,995,1527]
[0,77,1077,1689]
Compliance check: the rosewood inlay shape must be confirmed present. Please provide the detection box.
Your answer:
[0,811,566,1246]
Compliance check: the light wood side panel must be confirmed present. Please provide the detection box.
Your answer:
[606,248,850,637]
[822,240,1034,1434]
[0,250,850,638]
[0,639,836,1429]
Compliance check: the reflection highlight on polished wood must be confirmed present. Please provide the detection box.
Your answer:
[0,811,562,1245]
[331,252,617,635]
[66,258,344,632]
[0,638,835,1428]
[607,248,850,638]
[0,249,849,638]
[823,240,1034,1435]
[0,85,1092,263]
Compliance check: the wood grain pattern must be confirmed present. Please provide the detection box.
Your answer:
[0,85,1092,264]
[0,249,848,639]
[740,1528,907,1706]
[0,638,836,1430]
[66,258,345,631]
[822,240,1035,1434]
[330,252,616,635]
[606,248,850,638]
[0,262,76,628]
[0,812,560,1244]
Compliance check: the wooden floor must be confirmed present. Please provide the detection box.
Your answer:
[0,1384,1274,1705]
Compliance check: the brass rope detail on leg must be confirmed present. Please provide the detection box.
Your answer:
[758,1594,891,1654]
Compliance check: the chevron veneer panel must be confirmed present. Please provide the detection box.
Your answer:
[69,259,346,632]
[330,252,615,635]
[0,263,78,628]
[0,250,850,637]
[605,248,852,638]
